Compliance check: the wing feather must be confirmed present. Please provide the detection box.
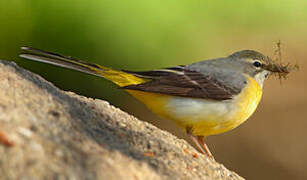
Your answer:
[122,68,242,100]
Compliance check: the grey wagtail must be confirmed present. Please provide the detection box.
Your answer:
[19,47,291,158]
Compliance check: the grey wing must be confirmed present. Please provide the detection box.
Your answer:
[122,66,244,100]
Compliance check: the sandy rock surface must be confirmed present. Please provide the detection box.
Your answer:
[0,60,243,180]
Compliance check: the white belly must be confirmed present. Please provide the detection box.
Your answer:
[165,97,239,124]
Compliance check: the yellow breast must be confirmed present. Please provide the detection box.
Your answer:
[127,75,262,137]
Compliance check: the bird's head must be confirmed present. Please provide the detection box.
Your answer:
[228,50,296,87]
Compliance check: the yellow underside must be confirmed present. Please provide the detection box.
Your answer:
[127,76,262,137]
[95,67,262,137]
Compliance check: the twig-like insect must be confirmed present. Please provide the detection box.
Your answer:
[265,41,299,81]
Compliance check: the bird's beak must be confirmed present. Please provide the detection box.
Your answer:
[263,57,298,79]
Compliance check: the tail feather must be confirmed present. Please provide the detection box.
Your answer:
[19,47,146,87]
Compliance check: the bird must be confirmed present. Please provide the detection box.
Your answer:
[19,46,287,158]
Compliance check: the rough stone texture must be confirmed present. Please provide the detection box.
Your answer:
[0,60,243,180]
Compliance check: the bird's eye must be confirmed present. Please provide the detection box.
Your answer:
[253,61,262,68]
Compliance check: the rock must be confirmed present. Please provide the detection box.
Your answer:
[0,60,243,180]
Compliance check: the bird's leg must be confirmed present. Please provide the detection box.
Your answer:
[186,128,214,159]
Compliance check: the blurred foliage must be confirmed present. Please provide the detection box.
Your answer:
[1,0,306,102]
[1,1,307,179]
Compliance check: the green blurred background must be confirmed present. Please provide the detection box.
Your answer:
[1,0,307,179]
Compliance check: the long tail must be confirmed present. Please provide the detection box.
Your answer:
[19,47,147,87]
